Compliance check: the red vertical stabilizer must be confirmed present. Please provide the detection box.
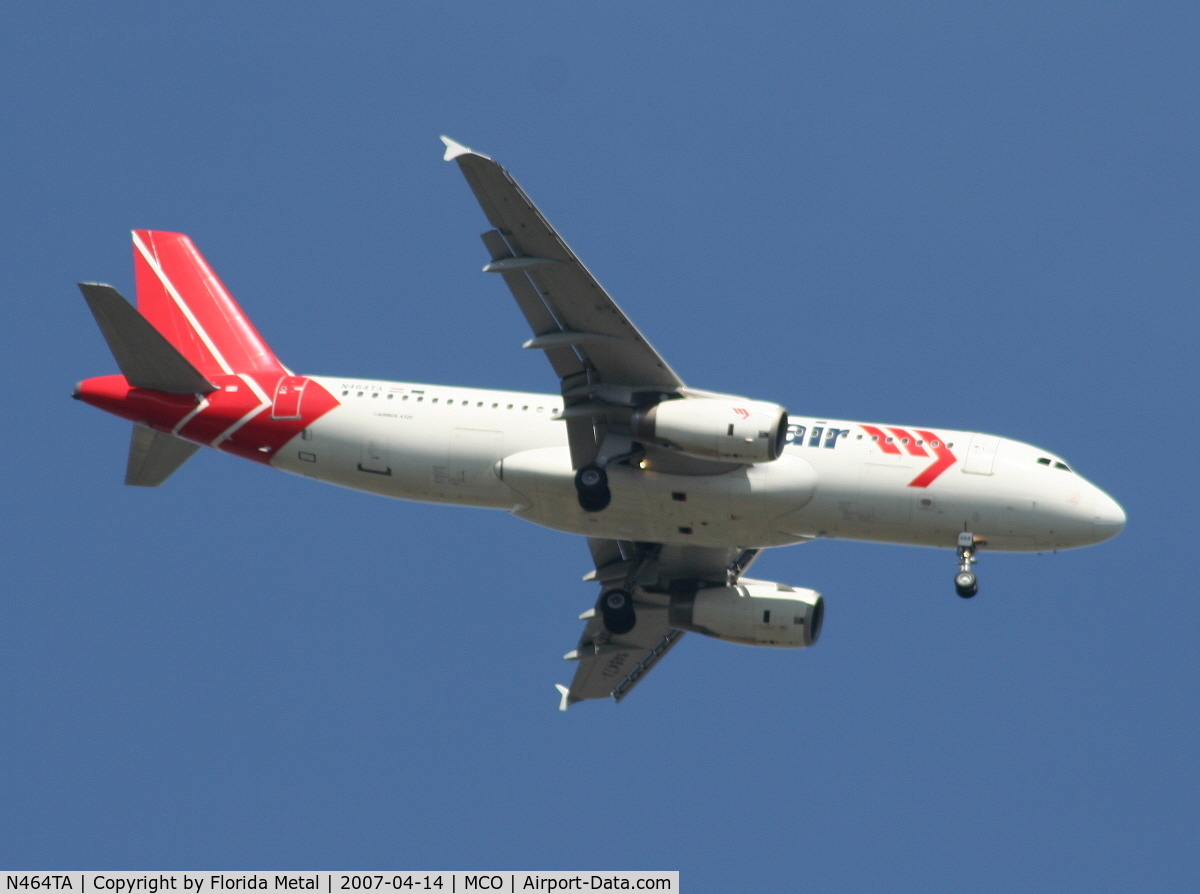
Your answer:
[76,231,339,469]
[132,230,286,379]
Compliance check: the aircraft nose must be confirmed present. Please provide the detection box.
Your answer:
[1091,489,1126,541]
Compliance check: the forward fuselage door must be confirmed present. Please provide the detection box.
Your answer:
[962,433,1000,476]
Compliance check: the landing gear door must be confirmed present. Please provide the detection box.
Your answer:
[963,434,1000,475]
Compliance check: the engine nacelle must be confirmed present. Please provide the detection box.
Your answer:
[632,397,788,463]
[669,578,824,647]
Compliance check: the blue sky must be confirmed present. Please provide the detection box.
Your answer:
[2,2,1196,890]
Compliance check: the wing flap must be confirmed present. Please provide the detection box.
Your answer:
[556,540,749,708]
[560,603,684,707]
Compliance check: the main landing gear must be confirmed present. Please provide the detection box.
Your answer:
[598,587,636,635]
[955,532,981,598]
[594,544,657,636]
[574,463,611,512]
[573,436,645,513]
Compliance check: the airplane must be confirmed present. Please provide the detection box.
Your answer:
[73,136,1126,709]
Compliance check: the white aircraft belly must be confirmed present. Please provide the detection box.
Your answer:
[271,378,563,510]
[271,384,1108,554]
[499,447,821,548]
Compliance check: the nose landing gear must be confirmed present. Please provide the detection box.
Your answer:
[955,532,982,598]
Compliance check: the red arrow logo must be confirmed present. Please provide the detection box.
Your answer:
[908,430,957,487]
[859,425,957,487]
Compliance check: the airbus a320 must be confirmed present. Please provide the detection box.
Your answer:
[73,137,1126,708]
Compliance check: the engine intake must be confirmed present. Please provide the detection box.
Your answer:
[669,578,824,647]
[632,397,788,463]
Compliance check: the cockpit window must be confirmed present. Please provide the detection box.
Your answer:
[1037,456,1073,472]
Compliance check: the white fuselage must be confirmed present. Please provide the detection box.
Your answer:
[271,377,1125,554]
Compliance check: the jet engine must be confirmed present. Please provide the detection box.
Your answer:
[668,578,823,647]
[631,398,788,463]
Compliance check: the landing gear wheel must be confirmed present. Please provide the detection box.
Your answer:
[954,532,982,598]
[574,463,611,513]
[599,588,636,635]
[954,570,979,599]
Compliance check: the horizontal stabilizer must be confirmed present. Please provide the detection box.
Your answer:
[80,283,217,394]
[125,423,201,486]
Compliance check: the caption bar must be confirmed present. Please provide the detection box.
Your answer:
[5,875,677,894]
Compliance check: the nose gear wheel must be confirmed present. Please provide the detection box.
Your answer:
[955,532,981,598]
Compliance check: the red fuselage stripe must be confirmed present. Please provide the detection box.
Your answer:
[887,428,928,458]
[860,425,902,455]
[908,430,957,487]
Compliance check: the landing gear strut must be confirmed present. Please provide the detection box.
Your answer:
[955,532,980,598]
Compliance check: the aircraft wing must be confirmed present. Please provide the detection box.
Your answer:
[556,539,760,708]
[442,137,686,467]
